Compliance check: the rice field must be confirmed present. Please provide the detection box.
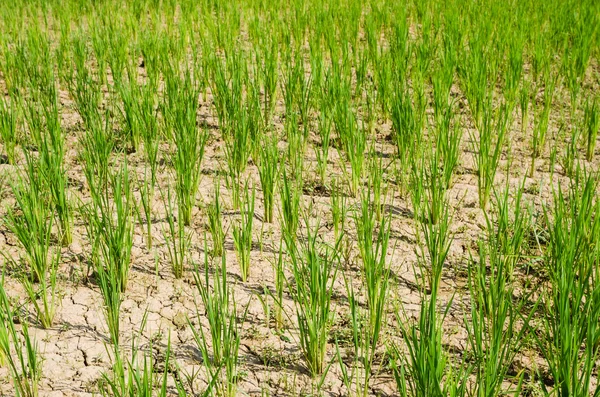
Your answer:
[0,0,599,396]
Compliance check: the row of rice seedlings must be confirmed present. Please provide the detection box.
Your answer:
[4,156,59,328]
[189,246,246,397]
[0,279,41,397]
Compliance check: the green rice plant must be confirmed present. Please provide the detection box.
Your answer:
[223,105,253,210]
[223,101,253,169]
[336,274,373,397]
[410,142,447,226]
[559,122,582,178]
[530,73,556,177]
[0,280,41,397]
[330,177,347,242]
[257,133,279,223]
[189,247,246,397]
[162,186,192,279]
[390,194,468,397]
[390,83,420,191]
[208,179,225,257]
[137,81,161,186]
[263,41,279,125]
[136,169,154,250]
[458,44,489,132]
[94,248,123,347]
[68,35,103,133]
[116,76,143,152]
[285,114,306,180]
[366,149,387,221]
[433,102,463,189]
[285,219,340,377]
[86,162,134,294]
[583,96,599,161]
[163,73,208,226]
[520,81,531,136]
[5,158,59,328]
[0,94,19,165]
[43,115,71,245]
[355,191,391,352]
[466,185,532,397]
[99,315,176,397]
[334,102,365,197]
[279,169,302,243]
[272,241,286,331]
[537,170,600,397]
[233,182,255,282]
[80,98,115,192]
[471,102,509,210]
[207,179,225,256]
[315,110,332,186]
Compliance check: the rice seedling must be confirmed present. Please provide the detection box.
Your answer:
[0,279,41,397]
[285,113,306,180]
[190,245,246,397]
[285,219,340,377]
[330,177,348,242]
[208,179,225,257]
[520,81,531,136]
[22,84,72,246]
[466,185,533,397]
[4,157,59,328]
[233,182,255,282]
[279,169,302,244]
[0,94,19,165]
[336,274,375,397]
[258,133,279,223]
[99,313,176,397]
[163,72,208,226]
[471,102,509,210]
[136,169,154,250]
[85,162,134,294]
[162,186,192,279]
[530,73,556,177]
[272,241,286,331]
[315,109,332,185]
[583,96,599,161]
[137,82,161,184]
[334,101,366,197]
